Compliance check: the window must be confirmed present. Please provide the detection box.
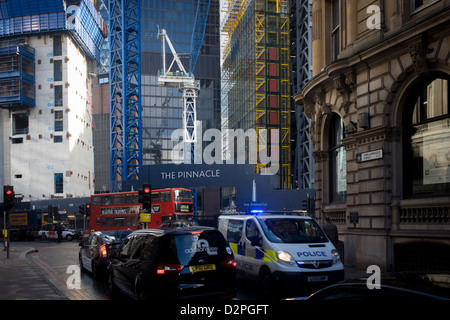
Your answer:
[245,219,261,242]
[102,196,112,205]
[403,75,450,197]
[54,60,62,81]
[412,0,437,11]
[331,0,340,60]
[113,194,126,205]
[54,85,63,107]
[13,113,29,135]
[160,191,171,202]
[53,35,62,56]
[151,192,160,203]
[53,135,63,143]
[226,220,243,243]
[91,196,101,206]
[329,113,346,203]
[54,110,63,131]
[54,173,63,194]
[174,190,192,202]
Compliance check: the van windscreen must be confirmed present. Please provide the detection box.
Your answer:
[259,218,328,244]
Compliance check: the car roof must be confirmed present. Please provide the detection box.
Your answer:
[130,226,217,237]
[327,273,450,299]
[219,214,312,220]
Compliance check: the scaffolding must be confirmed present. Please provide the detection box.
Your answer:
[221,0,291,189]
[0,40,35,108]
[290,0,313,189]
[0,0,106,65]
[109,0,141,192]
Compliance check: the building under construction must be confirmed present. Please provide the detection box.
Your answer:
[221,0,291,189]
[0,0,106,201]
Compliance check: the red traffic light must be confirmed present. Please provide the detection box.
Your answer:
[86,204,90,209]
[144,187,151,194]
[4,185,15,210]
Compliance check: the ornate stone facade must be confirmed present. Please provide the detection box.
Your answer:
[294,0,450,271]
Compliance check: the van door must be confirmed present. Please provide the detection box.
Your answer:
[242,218,263,280]
[222,219,245,273]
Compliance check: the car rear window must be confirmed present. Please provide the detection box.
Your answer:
[160,231,230,266]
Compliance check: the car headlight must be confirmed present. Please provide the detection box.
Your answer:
[332,249,340,264]
[277,251,295,265]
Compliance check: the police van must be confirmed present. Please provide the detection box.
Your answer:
[218,213,344,293]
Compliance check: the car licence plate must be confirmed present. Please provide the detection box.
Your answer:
[307,275,328,282]
[189,264,216,273]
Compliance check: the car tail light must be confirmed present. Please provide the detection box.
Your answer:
[220,256,237,268]
[100,245,107,258]
[156,263,184,275]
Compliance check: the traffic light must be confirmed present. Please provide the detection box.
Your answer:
[3,185,15,211]
[141,183,152,210]
[79,204,85,215]
[85,203,91,216]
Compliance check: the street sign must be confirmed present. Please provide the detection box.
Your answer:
[356,149,383,163]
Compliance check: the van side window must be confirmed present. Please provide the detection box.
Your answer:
[226,220,243,243]
[245,219,261,241]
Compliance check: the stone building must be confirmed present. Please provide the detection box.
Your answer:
[294,0,450,271]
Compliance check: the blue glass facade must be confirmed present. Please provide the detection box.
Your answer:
[0,0,106,63]
[140,0,221,165]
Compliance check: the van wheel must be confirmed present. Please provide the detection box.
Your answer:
[259,267,273,296]
[66,234,73,241]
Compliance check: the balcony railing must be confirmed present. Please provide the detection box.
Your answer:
[400,206,449,224]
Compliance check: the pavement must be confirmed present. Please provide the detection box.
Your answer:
[0,241,368,300]
[0,242,68,300]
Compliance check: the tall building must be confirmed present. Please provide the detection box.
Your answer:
[221,0,291,189]
[0,0,106,201]
[108,0,221,192]
[295,0,450,271]
[141,0,221,165]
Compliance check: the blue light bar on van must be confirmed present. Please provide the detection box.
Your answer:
[250,210,265,214]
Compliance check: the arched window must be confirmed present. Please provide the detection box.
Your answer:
[403,75,450,197]
[329,113,346,202]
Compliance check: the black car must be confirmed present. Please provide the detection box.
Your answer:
[79,232,120,280]
[107,227,237,300]
[302,272,450,301]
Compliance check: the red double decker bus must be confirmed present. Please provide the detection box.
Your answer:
[88,188,194,232]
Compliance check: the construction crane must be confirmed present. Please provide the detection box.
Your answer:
[190,0,211,73]
[157,28,200,144]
